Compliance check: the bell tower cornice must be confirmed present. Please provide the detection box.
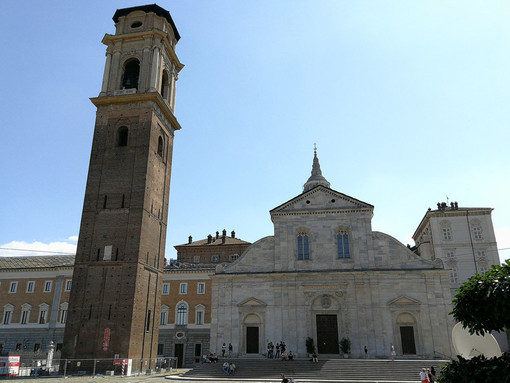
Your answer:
[102,30,184,72]
[90,92,182,131]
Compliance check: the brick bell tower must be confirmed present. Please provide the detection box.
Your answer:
[62,5,183,373]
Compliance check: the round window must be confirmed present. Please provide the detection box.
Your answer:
[131,21,143,28]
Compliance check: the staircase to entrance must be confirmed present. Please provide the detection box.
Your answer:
[167,358,448,382]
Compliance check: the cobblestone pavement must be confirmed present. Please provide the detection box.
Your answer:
[7,370,187,383]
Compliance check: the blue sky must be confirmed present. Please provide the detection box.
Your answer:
[0,0,509,263]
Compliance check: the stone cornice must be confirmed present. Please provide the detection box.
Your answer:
[271,208,373,217]
[102,30,184,72]
[90,92,182,132]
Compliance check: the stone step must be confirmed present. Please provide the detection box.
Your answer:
[175,358,446,381]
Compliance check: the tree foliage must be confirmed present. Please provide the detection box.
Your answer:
[437,260,510,383]
[451,260,510,335]
[437,353,510,383]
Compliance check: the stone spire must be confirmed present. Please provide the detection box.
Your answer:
[303,144,330,192]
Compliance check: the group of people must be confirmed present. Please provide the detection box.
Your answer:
[221,342,233,357]
[203,353,219,363]
[222,361,236,375]
[420,367,436,383]
[267,341,295,360]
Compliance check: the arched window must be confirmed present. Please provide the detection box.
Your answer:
[176,303,188,325]
[337,229,350,259]
[157,136,164,157]
[160,70,169,99]
[117,126,128,147]
[297,231,309,260]
[122,59,140,89]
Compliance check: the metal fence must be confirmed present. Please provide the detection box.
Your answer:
[12,357,178,378]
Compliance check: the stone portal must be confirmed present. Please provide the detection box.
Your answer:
[316,315,339,354]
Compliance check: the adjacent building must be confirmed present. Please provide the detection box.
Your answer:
[175,230,251,266]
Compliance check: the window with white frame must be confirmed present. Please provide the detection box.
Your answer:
[2,304,14,325]
[197,283,205,294]
[476,250,487,259]
[449,268,459,284]
[65,280,72,292]
[211,255,219,263]
[176,303,188,325]
[160,305,169,325]
[472,226,483,240]
[229,254,239,262]
[193,256,200,263]
[478,263,489,274]
[9,282,18,293]
[162,283,170,295]
[20,304,32,324]
[59,302,68,324]
[38,303,49,324]
[179,283,187,294]
[440,220,452,241]
[26,281,35,293]
[195,304,205,325]
[44,281,52,293]
[445,250,455,259]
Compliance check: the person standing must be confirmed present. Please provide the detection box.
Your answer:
[221,343,226,357]
[390,344,396,361]
[427,368,435,383]
[420,368,430,383]
[228,343,233,357]
[312,352,318,362]
[364,345,368,359]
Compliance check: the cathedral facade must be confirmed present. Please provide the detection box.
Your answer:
[211,150,456,359]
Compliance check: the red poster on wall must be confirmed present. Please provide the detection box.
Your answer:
[0,356,20,376]
[102,328,111,351]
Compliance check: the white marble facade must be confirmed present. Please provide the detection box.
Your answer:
[211,151,456,359]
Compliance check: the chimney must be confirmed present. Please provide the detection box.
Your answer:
[222,229,226,244]
[216,231,219,239]
[454,201,458,210]
[188,236,192,244]
[231,230,235,238]
[207,234,212,244]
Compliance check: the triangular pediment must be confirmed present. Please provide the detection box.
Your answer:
[270,186,373,216]
[388,295,421,305]
[238,297,267,307]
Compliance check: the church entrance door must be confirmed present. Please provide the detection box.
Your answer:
[316,315,339,354]
[400,326,416,354]
[246,326,259,353]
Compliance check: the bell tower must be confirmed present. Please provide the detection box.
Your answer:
[62,5,183,374]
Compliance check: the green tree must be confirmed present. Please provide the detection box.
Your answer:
[437,260,510,383]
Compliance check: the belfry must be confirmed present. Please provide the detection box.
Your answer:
[62,4,183,374]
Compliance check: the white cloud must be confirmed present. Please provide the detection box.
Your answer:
[68,235,78,242]
[495,227,510,263]
[0,240,77,257]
